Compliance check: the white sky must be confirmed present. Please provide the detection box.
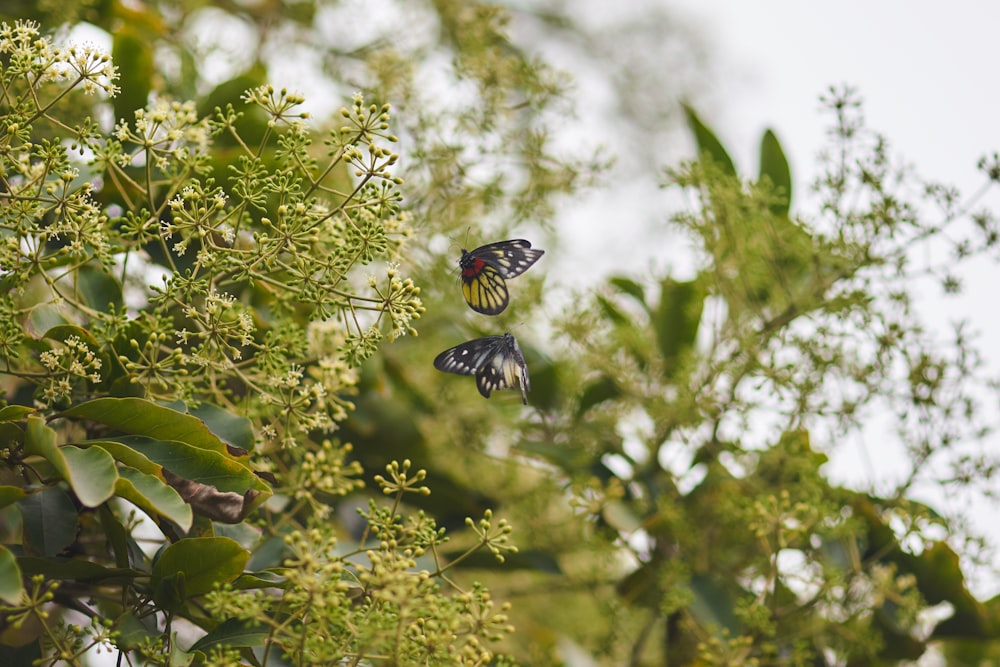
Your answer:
[666,0,1000,598]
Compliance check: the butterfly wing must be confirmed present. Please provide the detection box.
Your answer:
[466,239,545,279]
[460,262,510,315]
[433,336,506,378]
[434,333,530,404]
[475,333,529,404]
[459,239,545,315]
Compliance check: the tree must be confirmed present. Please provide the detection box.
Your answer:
[504,93,1000,664]
[1,2,999,667]
[0,11,522,665]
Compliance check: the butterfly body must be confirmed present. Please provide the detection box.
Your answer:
[434,333,530,404]
[459,239,544,315]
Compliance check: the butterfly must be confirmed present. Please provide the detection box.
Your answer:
[459,239,545,315]
[433,333,530,404]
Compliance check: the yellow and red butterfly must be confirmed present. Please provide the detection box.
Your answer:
[459,239,545,315]
[433,333,530,404]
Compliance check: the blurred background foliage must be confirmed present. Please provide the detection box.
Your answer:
[2,0,1000,665]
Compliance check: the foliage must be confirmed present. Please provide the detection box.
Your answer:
[498,92,1000,664]
[2,2,1000,667]
[0,15,526,666]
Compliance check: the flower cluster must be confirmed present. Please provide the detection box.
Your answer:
[0,22,421,443]
[37,335,103,407]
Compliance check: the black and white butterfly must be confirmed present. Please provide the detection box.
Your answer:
[459,239,545,315]
[433,333,530,404]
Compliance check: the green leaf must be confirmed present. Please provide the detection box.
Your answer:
[189,403,255,451]
[152,537,249,598]
[231,570,288,590]
[617,562,661,608]
[653,278,704,377]
[608,276,648,309]
[522,351,559,412]
[0,405,34,423]
[153,571,187,613]
[97,504,138,570]
[247,536,292,571]
[437,549,563,574]
[576,376,620,416]
[23,415,57,458]
[84,439,160,475]
[681,103,737,176]
[601,500,641,533]
[116,465,193,531]
[18,488,78,557]
[87,436,270,522]
[60,398,242,456]
[113,611,161,651]
[60,445,117,507]
[76,264,125,316]
[759,129,792,216]
[189,618,268,652]
[24,417,119,507]
[689,574,741,635]
[0,486,28,510]
[0,422,23,448]
[0,545,24,605]
[0,642,42,666]
[595,294,629,326]
[919,543,992,639]
[198,66,270,147]
[17,556,141,583]
[516,440,593,473]
[107,437,267,494]
[937,636,1000,665]
[112,27,153,122]
[41,324,103,354]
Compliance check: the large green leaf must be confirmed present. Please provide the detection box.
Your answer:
[681,103,737,176]
[617,561,661,609]
[0,486,28,510]
[576,375,620,417]
[60,445,117,507]
[88,437,270,522]
[0,405,34,423]
[60,398,246,457]
[516,439,593,473]
[688,574,740,635]
[18,487,78,557]
[112,26,153,123]
[75,264,125,316]
[85,439,159,475]
[0,643,41,665]
[653,278,704,378]
[608,276,648,310]
[116,465,193,531]
[759,129,792,216]
[921,543,993,639]
[98,504,143,570]
[596,294,630,326]
[189,618,268,652]
[17,556,141,582]
[41,324,101,348]
[231,570,288,590]
[24,416,119,508]
[152,537,249,598]
[112,611,161,651]
[189,403,255,451]
[103,437,266,494]
[0,545,24,605]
